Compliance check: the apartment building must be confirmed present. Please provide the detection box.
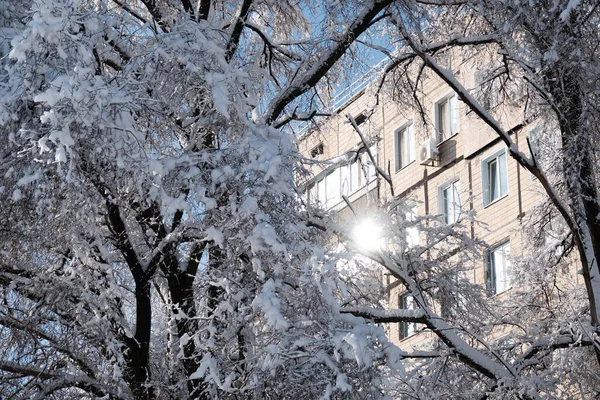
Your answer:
[297,57,556,347]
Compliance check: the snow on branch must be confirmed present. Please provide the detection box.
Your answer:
[0,360,117,398]
[517,333,595,368]
[340,305,427,323]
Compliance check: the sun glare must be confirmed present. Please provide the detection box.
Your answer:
[352,219,382,252]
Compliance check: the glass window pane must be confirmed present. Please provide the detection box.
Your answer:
[488,159,498,201]
[326,169,340,208]
[487,242,510,295]
[340,164,350,197]
[452,181,461,221]
[499,153,508,196]
[395,130,402,170]
[443,186,451,224]
[437,100,448,140]
[350,160,359,192]
[450,95,459,134]
[406,206,419,248]
[442,181,461,224]
[401,129,408,168]
[317,178,326,207]
[407,125,415,163]
[399,294,416,339]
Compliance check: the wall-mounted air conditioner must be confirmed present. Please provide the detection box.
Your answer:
[418,137,438,165]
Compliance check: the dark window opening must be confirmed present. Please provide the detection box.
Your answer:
[354,113,368,126]
[311,143,324,158]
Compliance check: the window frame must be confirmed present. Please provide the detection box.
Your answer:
[310,143,324,159]
[394,123,415,171]
[354,112,368,126]
[481,148,509,207]
[438,179,461,224]
[434,93,459,143]
[398,293,416,340]
[485,240,511,296]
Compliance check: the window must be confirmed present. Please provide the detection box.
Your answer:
[307,144,376,209]
[406,205,419,249]
[308,183,317,204]
[359,145,377,184]
[354,112,368,126]
[439,180,461,224]
[399,293,416,340]
[308,170,340,209]
[317,178,326,206]
[324,169,340,208]
[435,94,459,142]
[482,149,508,206]
[485,241,511,296]
[395,124,415,171]
[310,143,324,158]
[341,158,361,197]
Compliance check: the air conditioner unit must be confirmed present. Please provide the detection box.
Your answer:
[418,138,438,165]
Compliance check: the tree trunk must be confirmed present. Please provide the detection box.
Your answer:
[549,68,600,365]
[125,277,155,400]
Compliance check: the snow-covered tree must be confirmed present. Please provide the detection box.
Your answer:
[3,0,600,399]
[0,0,396,399]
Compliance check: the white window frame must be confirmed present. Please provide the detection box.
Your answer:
[438,179,461,224]
[434,93,459,143]
[481,148,508,206]
[398,293,416,340]
[485,241,511,296]
[394,123,415,171]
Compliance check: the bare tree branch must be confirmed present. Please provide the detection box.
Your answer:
[225,0,253,62]
[262,0,394,124]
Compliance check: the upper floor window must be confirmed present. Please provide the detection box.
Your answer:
[435,94,459,143]
[394,123,415,171]
[482,149,508,206]
[439,180,461,224]
[485,241,511,296]
[398,293,416,340]
[311,143,324,159]
[354,112,368,126]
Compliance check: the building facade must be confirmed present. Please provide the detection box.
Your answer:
[297,56,579,348]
